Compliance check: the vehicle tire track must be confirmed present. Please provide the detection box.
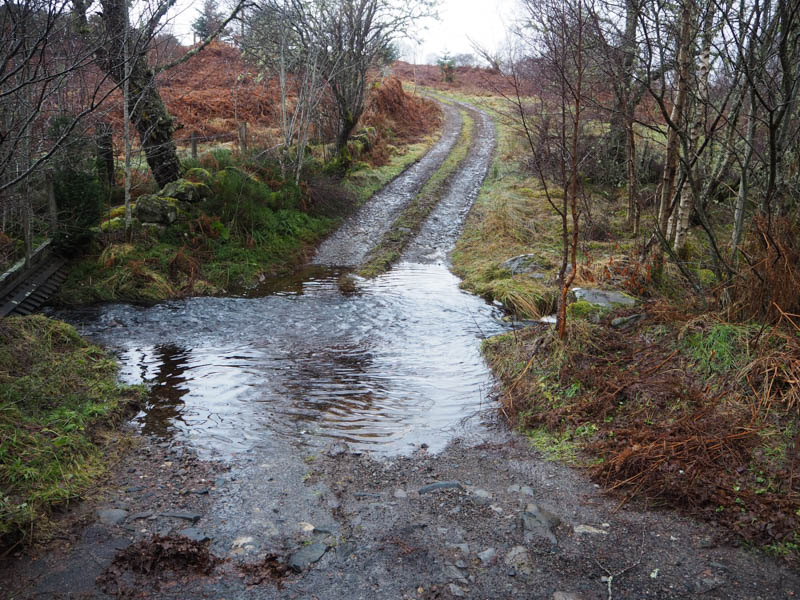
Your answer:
[312,101,463,268]
[402,100,495,265]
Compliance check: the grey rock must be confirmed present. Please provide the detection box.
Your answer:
[504,545,533,575]
[611,314,645,329]
[455,560,467,569]
[552,593,586,600]
[418,481,464,494]
[288,541,328,571]
[324,440,349,457]
[501,254,546,276]
[178,528,211,543]
[133,195,178,225]
[393,489,408,499]
[573,524,608,535]
[571,287,636,308]
[471,488,491,505]
[443,564,468,584]
[97,509,128,526]
[353,492,381,499]
[454,543,470,555]
[520,503,560,544]
[160,511,202,523]
[477,548,497,564]
[448,583,466,597]
[520,485,534,496]
[507,484,521,493]
[129,511,154,520]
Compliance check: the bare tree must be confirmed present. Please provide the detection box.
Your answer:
[242,1,332,182]
[248,0,435,169]
[510,0,589,339]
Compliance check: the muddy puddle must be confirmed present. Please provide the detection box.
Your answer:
[53,263,509,459]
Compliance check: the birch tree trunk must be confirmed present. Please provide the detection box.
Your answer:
[657,0,695,236]
[673,2,714,253]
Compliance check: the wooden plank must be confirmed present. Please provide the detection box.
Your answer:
[0,259,65,318]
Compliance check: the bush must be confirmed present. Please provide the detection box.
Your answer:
[52,169,105,254]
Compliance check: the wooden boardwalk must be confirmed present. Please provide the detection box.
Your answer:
[0,241,68,318]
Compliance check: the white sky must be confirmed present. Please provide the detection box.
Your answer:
[165,0,518,65]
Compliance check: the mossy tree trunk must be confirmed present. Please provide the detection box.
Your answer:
[74,0,182,189]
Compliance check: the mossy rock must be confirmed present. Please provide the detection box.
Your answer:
[696,268,717,287]
[99,217,124,232]
[107,203,135,219]
[133,195,179,225]
[183,167,212,185]
[567,300,607,321]
[159,178,211,204]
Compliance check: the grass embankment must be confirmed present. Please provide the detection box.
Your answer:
[0,315,142,549]
[358,105,474,277]
[53,132,438,306]
[452,93,800,560]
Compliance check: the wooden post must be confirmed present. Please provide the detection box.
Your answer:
[47,175,58,233]
[191,131,198,159]
[238,122,248,153]
[95,122,115,193]
[23,200,32,269]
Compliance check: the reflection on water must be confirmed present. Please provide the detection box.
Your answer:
[54,263,510,458]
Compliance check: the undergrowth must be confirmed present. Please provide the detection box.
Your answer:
[450,89,800,562]
[0,316,143,549]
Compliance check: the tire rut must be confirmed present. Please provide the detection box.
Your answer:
[402,101,495,265]
[312,101,463,268]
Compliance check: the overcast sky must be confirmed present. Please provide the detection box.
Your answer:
[166,0,518,65]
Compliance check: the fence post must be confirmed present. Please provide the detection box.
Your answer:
[191,131,198,160]
[239,122,248,153]
[47,175,57,233]
[23,200,32,269]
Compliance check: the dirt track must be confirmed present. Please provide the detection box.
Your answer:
[2,98,798,600]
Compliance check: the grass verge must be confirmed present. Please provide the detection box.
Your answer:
[452,91,799,562]
[0,315,143,550]
[53,131,439,307]
[358,108,474,277]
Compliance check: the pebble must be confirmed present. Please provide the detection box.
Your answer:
[520,485,534,496]
[507,485,521,493]
[418,481,464,494]
[178,528,211,542]
[552,593,586,600]
[477,548,497,564]
[97,509,128,526]
[288,541,328,571]
[160,511,203,523]
[393,489,408,499]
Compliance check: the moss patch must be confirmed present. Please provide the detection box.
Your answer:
[0,316,143,547]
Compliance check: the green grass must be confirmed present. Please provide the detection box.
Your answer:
[0,316,143,547]
[358,109,474,277]
[343,135,439,205]
[56,130,440,307]
[682,323,757,375]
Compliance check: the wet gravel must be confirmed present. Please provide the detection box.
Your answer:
[3,98,799,599]
[403,101,495,265]
[313,101,462,268]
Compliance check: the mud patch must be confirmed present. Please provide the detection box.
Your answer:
[97,534,220,595]
[238,553,291,587]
